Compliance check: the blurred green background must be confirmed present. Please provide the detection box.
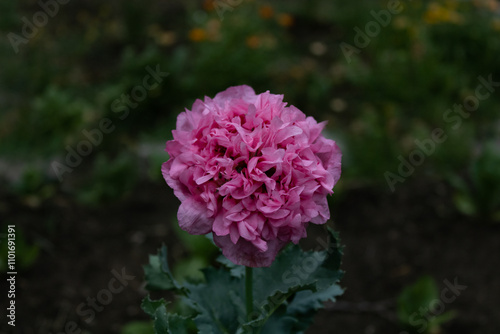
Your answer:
[1,0,500,333]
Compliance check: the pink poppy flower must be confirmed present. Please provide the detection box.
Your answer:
[162,85,341,267]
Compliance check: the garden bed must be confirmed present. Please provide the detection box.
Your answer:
[1,179,498,333]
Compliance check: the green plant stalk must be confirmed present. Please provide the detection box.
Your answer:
[245,266,253,321]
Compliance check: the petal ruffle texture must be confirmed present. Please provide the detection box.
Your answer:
[162,85,342,267]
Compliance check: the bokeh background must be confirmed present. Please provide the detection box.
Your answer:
[1,0,500,333]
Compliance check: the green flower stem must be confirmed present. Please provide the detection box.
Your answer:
[245,266,253,321]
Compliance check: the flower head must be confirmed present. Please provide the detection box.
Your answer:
[277,13,294,27]
[188,28,206,42]
[162,86,341,267]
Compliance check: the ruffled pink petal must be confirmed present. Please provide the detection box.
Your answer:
[213,85,256,106]
[177,197,213,234]
[213,234,286,267]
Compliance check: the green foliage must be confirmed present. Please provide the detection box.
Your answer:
[142,229,343,334]
[398,276,439,324]
[1,86,92,155]
[173,257,208,284]
[77,152,139,207]
[121,321,155,334]
[397,276,456,334]
[146,147,169,182]
[0,0,499,225]
[30,86,88,137]
[169,221,219,283]
[331,0,500,188]
[10,167,57,206]
[143,244,185,292]
[449,141,500,222]
[142,297,194,334]
[173,221,218,259]
[340,103,402,184]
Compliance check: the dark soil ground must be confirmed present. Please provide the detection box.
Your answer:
[0,179,499,334]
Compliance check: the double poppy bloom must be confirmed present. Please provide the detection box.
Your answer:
[162,86,341,267]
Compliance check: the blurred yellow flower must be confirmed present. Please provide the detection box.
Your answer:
[189,28,207,42]
[246,35,261,49]
[203,0,215,12]
[105,20,125,39]
[277,13,294,27]
[393,16,410,30]
[424,2,463,24]
[148,24,176,46]
[259,5,274,19]
[157,31,177,46]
